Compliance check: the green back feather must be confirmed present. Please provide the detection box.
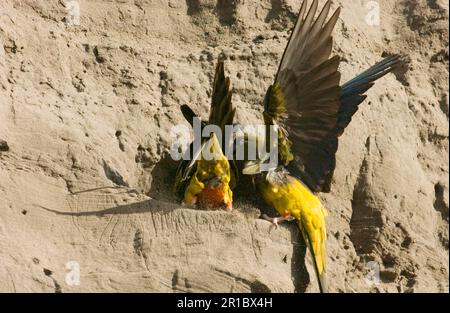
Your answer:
[263,83,294,166]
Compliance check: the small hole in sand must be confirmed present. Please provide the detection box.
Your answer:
[43,268,52,276]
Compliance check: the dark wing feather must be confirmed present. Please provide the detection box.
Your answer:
[276,0,341,84]
[174,140,206,199]
[175,61,238,197]
[209,60,236,134]
[266,0,402,192]
[209,60,238,187]
[180,104,207,129]
[287,55,401,192]
[337,55,401,135]
[265,0,342,191]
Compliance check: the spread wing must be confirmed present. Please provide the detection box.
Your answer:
[209,60,238,187]
[209,60,236,135]
[174,139,208,199]
[174,60,237,198]
[264,0,341,192]
[264,0,401,192]
[180,60,235,133]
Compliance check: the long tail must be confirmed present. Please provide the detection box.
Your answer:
[298,222,328,293]
[337,55,403,135]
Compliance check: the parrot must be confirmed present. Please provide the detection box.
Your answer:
[241,0,403,292]
[174,60,237,211]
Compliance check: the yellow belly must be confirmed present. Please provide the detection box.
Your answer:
[259,176,323,220]
[259,175,328,274]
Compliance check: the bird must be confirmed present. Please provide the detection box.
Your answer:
[174,60,237,211]
[241,0,403,293]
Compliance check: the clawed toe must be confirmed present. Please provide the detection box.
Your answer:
[261,214,293,229]
[262,214,278,228]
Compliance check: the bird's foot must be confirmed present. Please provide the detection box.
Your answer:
[261,214,294,229]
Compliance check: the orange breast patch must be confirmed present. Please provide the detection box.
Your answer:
[198,187,226,209]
